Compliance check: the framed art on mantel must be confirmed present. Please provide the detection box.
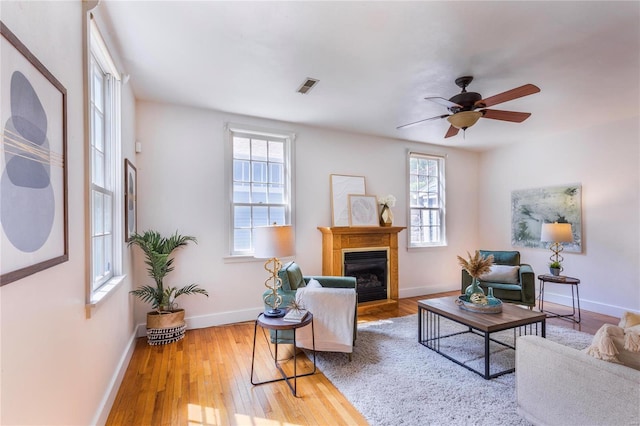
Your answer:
[348,195,379,227]
[330,174,366,226]
[0,22,68,286]
[124,159,137,242]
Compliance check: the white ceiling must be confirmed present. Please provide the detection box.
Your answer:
[99,1,639,151]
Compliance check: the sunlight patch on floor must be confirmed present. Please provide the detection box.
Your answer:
[358,318,395,329]
[188,403,220,426]
[187,403,302,426]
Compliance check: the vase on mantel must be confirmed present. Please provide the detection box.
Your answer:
[380,205,393,227]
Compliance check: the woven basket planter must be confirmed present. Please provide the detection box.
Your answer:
[146,309,184,328]
[146,309,186,345]
[147,323,186,346]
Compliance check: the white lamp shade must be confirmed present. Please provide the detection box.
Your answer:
[254,225,295,259]
[540,222,573,243]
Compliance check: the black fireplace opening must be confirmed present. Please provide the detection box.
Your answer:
[343,250,388,303]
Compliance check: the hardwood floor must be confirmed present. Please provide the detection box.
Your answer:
[106,292,617,426]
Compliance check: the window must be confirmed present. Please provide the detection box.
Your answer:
[89,19,122,294]
[408,152,446,247]
[229,126,293,255]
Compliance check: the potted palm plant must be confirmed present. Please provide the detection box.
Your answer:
[129,230,208,343]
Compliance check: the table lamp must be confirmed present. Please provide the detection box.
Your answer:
[540,222,573,271]
[254,225,294,317]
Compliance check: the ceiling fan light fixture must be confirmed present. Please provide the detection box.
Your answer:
[447,111,482,130]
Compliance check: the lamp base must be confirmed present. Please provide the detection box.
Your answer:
[264,308,286,318]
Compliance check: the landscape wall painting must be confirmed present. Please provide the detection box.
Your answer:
[511,184,582,253]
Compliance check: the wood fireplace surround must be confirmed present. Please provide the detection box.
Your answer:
[317,226,405,313]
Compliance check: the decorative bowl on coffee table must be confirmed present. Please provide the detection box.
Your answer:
[455,295,503,314]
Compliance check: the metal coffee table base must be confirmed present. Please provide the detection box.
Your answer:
[418,308,545,379]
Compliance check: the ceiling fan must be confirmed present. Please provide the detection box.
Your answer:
[397,76,540,138]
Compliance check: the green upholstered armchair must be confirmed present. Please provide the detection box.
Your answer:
[460,250,536,308]
[262,261,358,345]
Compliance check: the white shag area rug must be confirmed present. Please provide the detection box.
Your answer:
[313,314,593,426]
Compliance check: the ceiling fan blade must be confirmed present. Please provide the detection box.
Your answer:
[444,125,459,138]
[425,97,462,109]
[478,84,540,108]
[396,114,449,130]
[481,109,532,123]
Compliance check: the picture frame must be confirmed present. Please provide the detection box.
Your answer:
[348,195,379,227]
[330,174,366,226]
[511,184,582,252]
[124,159,137,242]
[0,22,68,286]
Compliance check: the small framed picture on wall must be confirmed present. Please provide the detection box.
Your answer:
[124,159,137,242]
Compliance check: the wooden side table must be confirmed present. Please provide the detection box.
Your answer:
[537,274,581,323]
[250,311,316,397]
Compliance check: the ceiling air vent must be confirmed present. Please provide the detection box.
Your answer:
[297,78,319,94]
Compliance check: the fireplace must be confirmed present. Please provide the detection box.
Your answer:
[343,250,388,303]
[318,226,405,313]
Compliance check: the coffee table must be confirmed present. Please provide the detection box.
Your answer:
[418,296,546,379]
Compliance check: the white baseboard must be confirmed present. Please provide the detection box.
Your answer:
[187,307,265,330]
[399,284,458,299]
[138,285,629,339]
[540,291,637,318]
[135,306,265,337]
[91,330,138,426]
[401,285,638,318]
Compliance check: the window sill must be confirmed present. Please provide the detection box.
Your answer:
[223,255,261,264]
[223,255,295,264]
[85,274,127,318]
[407,243,448,251]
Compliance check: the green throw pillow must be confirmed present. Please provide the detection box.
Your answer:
[285,262,306,290]
[278,266,292,291]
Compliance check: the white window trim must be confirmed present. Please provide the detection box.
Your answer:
[407,151,447,249]
[85,16,125,315]
[224,122,296,260]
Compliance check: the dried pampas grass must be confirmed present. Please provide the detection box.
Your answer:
[457,250,494,279]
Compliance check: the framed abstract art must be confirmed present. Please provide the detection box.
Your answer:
[330,174,366,226]
[348,195,379,227]
[1,22,68,285]
[511,184,582,253]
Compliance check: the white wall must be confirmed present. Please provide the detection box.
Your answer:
[478,116,640,316]
[135,98,639,326]
[134,101,481,329]
[0,2,138,425]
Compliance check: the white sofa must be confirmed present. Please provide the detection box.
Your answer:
[516,335,640,426]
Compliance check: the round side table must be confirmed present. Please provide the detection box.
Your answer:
[250,311,316,396]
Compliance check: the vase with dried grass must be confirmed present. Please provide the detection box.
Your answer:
[457,250,494,300]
